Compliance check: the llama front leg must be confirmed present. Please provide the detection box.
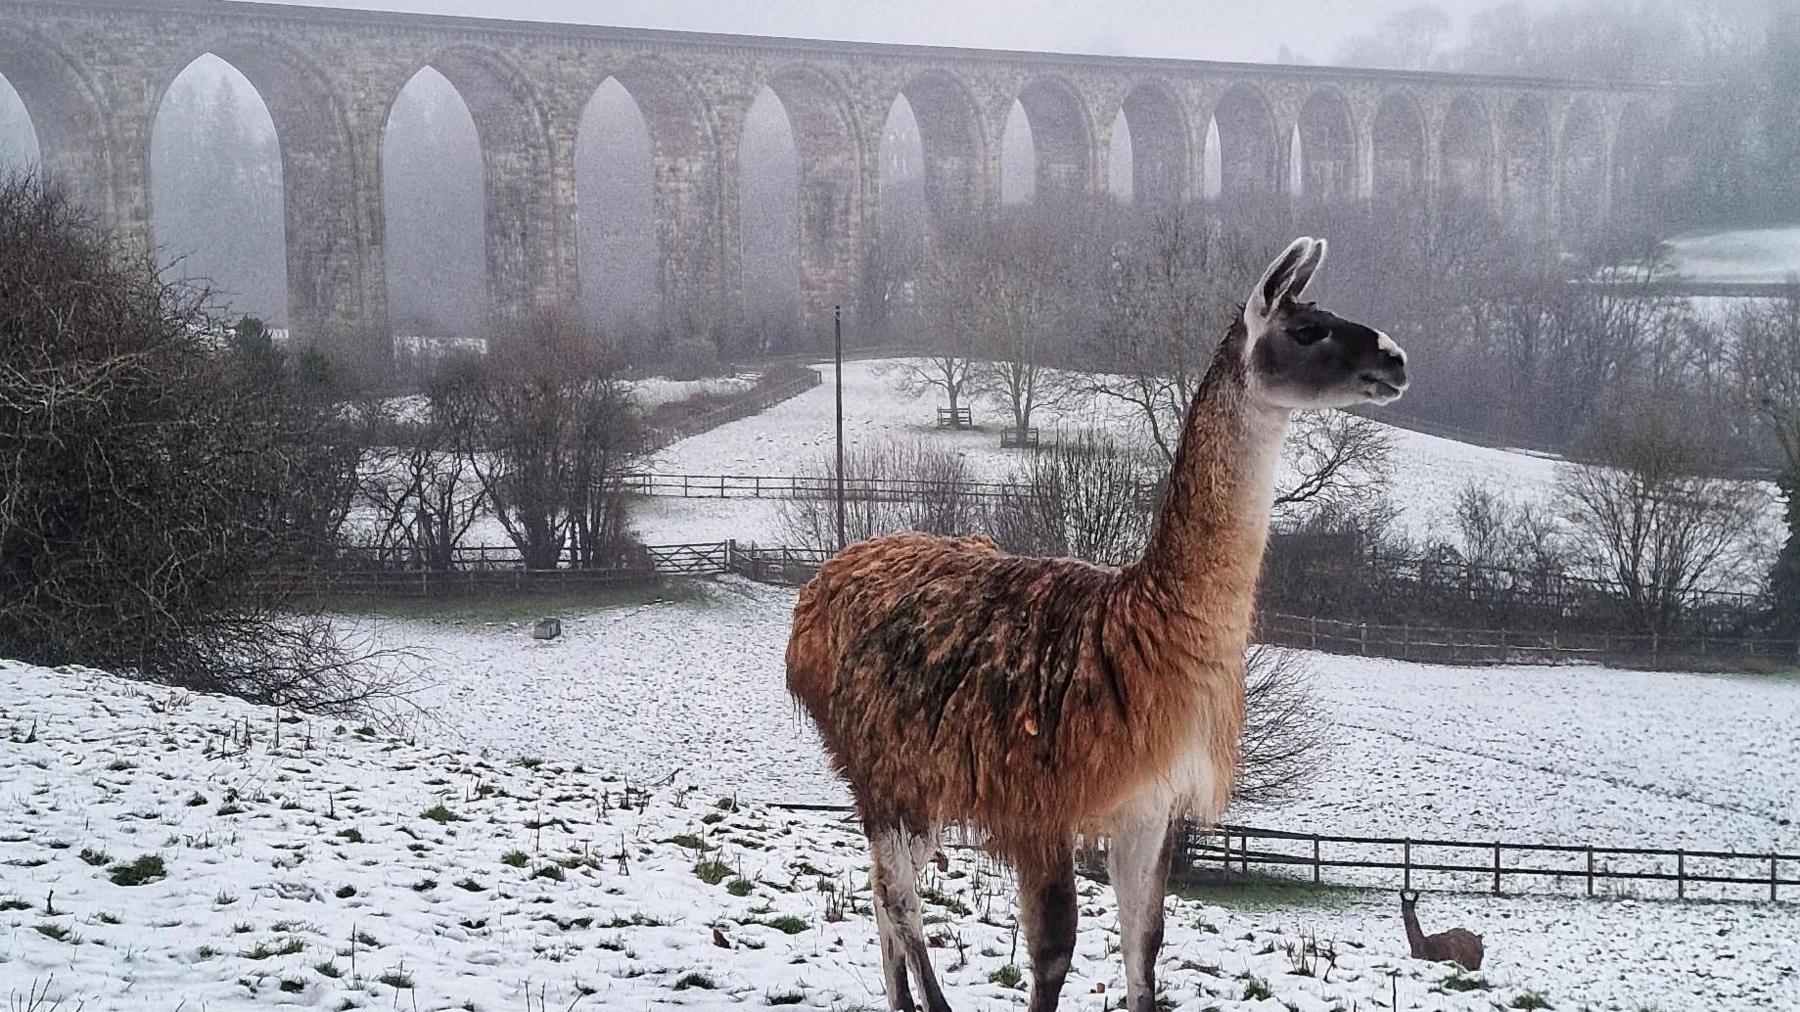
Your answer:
[1017,844,1078,1012]
[1107,816,1176,1012]
[869,826,953,1012]
[869,862,917,1011]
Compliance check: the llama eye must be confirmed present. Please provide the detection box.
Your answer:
[1291,324,1328,346]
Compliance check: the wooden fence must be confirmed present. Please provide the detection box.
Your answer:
[640,368,821,454]
[1256,611,1800,666]
[617,471,1026,501]
[1189,824,1799,902]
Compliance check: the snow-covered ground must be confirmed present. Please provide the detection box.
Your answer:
[6,582,1798,1010]
[632,373,761,409]
[2,658,1580,1012]
[631,359,1590,549]
[1667,226,1800,285]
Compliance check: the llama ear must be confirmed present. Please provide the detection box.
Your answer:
[1245,237,1327,327]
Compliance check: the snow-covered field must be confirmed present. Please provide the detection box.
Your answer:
[1667,226,1800,285]
[631,359,1583,548]
[6,582,1798,1010]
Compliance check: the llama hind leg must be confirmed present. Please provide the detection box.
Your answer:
[868,842,917,1011]
[1107,816,1176,1012]
[869,826,952,1012]
[1016,844,1078,1012]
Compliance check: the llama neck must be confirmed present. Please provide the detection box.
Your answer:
[1402,903,1427,955]
[1134,332,1289,624]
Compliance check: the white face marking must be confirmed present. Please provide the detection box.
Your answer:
[1377,330,1407,365]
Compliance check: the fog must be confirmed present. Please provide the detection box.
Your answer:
[237,0,1533,65]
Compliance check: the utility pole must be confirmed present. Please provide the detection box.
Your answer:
[834,304,847,554]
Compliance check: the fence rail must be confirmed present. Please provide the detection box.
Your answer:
[617,472,1028,501]
[1190,824,1799,902]
[1256,611,1800,665]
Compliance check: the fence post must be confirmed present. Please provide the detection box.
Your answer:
[1309,616,1318,650]
[1240,832,1249,875]
[1312,835,1321,885]
[1772,854,1779,902]
[1221,830,1231,871]
[1677,851,1685,899]
[1492,842,1501,895]
[1403,839,1412,891]
[1586,846,1594,897]
[1359,623,1368,657]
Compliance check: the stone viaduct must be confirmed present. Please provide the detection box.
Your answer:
[0,0,1670,374]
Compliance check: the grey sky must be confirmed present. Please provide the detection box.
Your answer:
[243,0,1518,64]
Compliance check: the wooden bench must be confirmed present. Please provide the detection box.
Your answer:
[1001,427,1040,449]
[935,405,973,430]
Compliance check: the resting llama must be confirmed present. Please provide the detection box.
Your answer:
[786,237,1408,1012]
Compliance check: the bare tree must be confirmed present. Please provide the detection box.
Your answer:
[1558,407,1771,634]
[351,381,487,572]
[463,309,643,570]
[1273,411,1394,526]
[986,434,1157,566]
[1234,645,1334,809]
[0,173,398,712]
[778,439,982,553]
[960,215,1080,434]
[1729,285,1800,623]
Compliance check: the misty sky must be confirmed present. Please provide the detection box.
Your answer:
[241,0,1529,64]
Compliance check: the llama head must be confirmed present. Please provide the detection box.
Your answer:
[1240,237,1409,410]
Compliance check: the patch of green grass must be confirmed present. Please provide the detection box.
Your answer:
[334,885,356,899]
[336,827,364,844]
[1178,959,1222,976]
[108,854,166,886]
[315,960,343,979]
[674,972,716,991]
[420,804,457,824]
[279,979,305,994]
[701,812,725,825]
[757,915,808,935]
[455,877,487,892]
[1511,992,1553,1010]
[604,913,665,928]
[411,878,436,892]
[241,937,306,960]
[1241,976,1272,1001]
[667,833,707,851]
[766,989,806,1005]
[33,921,77,943]
[987,964,1024,990]
[97,911,123,925]
[920,886,970,917]
[502,850,530,868]
[377,966,414,989]
[533,865,565,882]
[0,896,29,911]
[78,847,110,867]
[727,878,756,897]
[694,858,732,885]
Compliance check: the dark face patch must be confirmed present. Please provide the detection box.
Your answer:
[1249,299,1408,409]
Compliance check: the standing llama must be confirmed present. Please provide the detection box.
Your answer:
[1400,890,1484,970]
[786,237,1408,1012]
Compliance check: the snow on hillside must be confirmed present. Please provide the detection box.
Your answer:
[633,359,1582,548]
[2,658,1520,1012]
[1667,226,1800,285]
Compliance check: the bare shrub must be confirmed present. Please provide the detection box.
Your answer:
[350,389,486,571]
[0,173,394,711]
[1558,407,1772,634]
[985,434,1157,567]
[456,310,644,569]
[1273,411,1395,528]
[778,439,981,553]
[1234,645,1334,809]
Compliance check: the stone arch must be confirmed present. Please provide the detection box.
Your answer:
[380,66,485,337]
[1557,97,1607,242]
[385,47,559,322]
[1609,100,1660,226]
[153,34,375,365]
[1370,89,1427,203]
[762,61,868,328]
[1440,93,1494,210]
[1015,75,1096,204]
[1119,80,1190,209]
[151,55,288,324]
[575,77,657,332]
[897,69,987,231]
[1295,86,1356,202]
[1209,82,1281,200]
[0,26,115,227]
[1501,93,1551,233]
[602,56,725,331]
